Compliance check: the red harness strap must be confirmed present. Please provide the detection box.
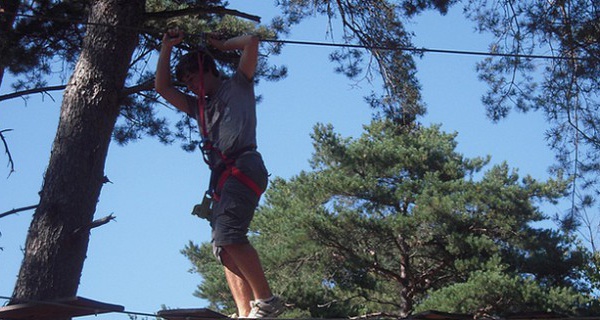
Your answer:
[213,162,264,201]
[196,53,264,201]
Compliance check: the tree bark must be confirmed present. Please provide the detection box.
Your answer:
[10,0,144,315]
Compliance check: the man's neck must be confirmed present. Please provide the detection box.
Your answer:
[206,76,223,97]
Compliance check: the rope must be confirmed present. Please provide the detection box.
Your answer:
[0,11,588,62]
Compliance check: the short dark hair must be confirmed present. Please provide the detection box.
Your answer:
[175,50,219,82]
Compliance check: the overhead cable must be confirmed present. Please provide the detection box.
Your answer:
[2,11,587,62]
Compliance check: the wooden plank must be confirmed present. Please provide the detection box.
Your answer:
[411,310,473,320]
[0,296,124,319]
[157,308,229,320]
[506,312,565,319]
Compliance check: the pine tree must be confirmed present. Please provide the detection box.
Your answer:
[463,0,600,239]
[185,119,593,318]
[3,0,286,313]
[10,0,145,310]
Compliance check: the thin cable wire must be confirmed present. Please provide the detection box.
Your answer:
[0,295,158,318]
[0,295,364,320]
[2,11,587,61]
[260,38,580,60]
[3,295,600,320]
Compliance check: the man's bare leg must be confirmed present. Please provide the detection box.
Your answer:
[222,243,272,300]
[221,250,254,317]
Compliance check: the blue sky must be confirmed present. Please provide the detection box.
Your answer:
[0,2,560,319]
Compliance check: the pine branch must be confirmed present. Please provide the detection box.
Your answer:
[0,204,38,219]
[72,214,116,236]
[0,80,155,102]
[145,6,261,23]
[0,85,66,102]
[123,79,155,95]
[1,128,14,177]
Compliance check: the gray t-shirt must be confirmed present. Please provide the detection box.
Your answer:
[187,71,257,164]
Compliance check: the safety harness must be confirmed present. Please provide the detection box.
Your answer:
[196,53,265,202]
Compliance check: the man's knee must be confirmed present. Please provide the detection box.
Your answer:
[213,243,244,265]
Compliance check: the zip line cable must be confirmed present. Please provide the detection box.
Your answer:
[1,11,588,62]
[0,295,383,320]
[3,295,600,320]
[259,38,581,61]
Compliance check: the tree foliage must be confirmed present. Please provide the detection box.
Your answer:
[1,0,287,150]
[1,0,461,309]
[184,119,595,318]
[463,0,600,241]
[1,0,291,309]
[275,0,458,124]
[415,261,589,317]
[2,0,461,173]
[0,0,86,89]
[4,0,599,316]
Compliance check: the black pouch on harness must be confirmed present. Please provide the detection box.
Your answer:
[191,164,223,220]
[192,191,213,220]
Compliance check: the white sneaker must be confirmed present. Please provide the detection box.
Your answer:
[247,296,285,318]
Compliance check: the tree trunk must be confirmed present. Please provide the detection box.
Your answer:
[10,0,144,314]
[398,234,412,317]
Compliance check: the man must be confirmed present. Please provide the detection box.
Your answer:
[155,29,284,318]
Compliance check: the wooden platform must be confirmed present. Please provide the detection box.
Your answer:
[0,296,124,319]
[411,310,472,320]
[157,308,229,320]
